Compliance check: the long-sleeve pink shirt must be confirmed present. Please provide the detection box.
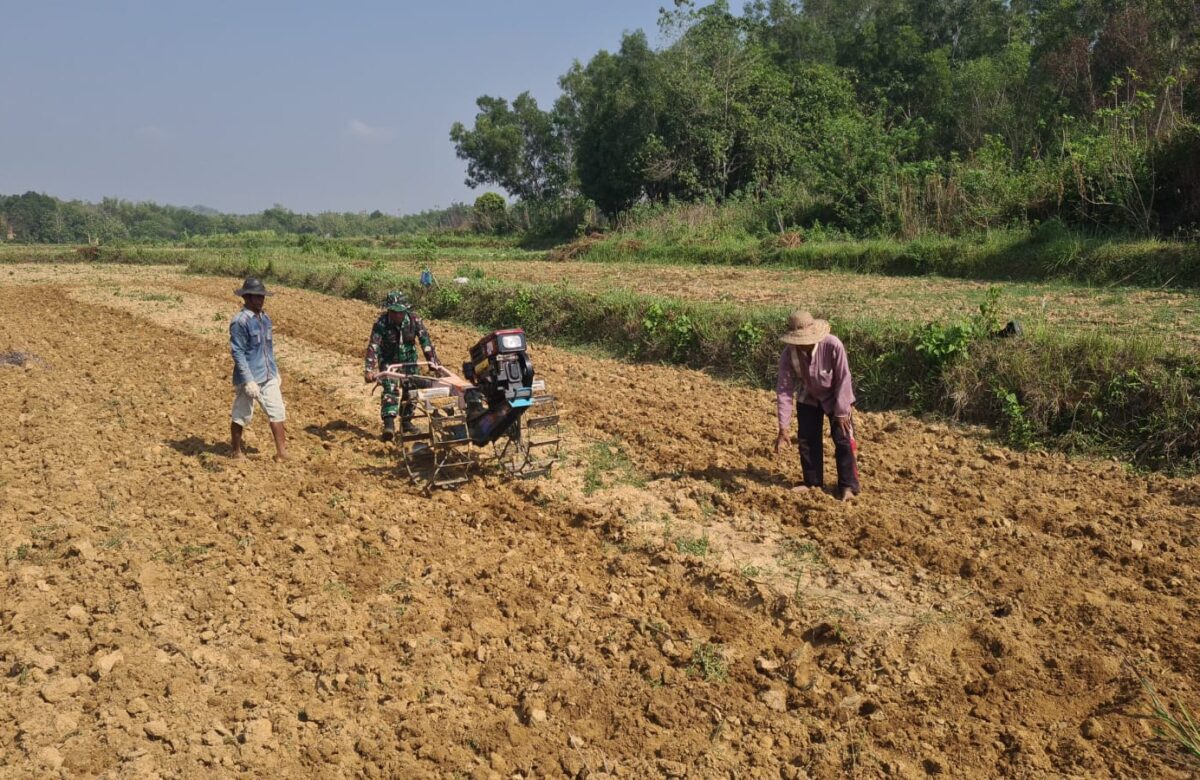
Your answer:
[776,335,856,429]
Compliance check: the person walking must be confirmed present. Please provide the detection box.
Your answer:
[363,291,442,441]
[229,278,288,460]
[774,310,859,500]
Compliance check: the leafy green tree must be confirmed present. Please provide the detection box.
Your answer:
[3,192,60,242]
[948,43,1037,155]
[557,31,663,213]
[650,2,773,199]
[472,192,508,233]
[449,92,570,201]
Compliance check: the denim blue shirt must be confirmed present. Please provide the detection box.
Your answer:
[230,308,279,385]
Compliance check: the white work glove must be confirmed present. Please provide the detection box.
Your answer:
[243,381,261,401]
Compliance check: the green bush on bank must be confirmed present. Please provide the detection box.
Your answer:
[574,226,1200,288]
[0,244,195,265]
[182,231,522,251]
[186,251,1200,472]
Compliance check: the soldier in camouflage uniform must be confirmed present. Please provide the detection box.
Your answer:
[363,291,441,441]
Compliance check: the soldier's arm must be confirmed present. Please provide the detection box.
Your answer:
[416,319,439,364]
[364,322,384,375]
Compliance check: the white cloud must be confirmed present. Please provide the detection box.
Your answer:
[345,119,392,142]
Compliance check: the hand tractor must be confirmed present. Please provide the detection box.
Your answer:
[375,328,561,490]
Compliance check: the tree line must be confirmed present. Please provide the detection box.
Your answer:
[0,192,473,244]
[450,0,1200,237]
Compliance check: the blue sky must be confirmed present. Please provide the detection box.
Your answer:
[0,1,665,215]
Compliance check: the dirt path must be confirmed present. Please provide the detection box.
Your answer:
[2,264,1199,778]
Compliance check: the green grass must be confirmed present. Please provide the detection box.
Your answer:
[777,539,826,570]
[582,438,645,495]
[383,579,411,595]
[571,225,1200,288]
[453,263,486,279]
[0,244,194,265]
[687,642,728,683]
[674,535,711,557]
[1143,679,1200,766]
[126,291,182,303]
[102,532,128,550]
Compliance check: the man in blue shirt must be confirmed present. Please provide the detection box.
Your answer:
[229,278,288,460]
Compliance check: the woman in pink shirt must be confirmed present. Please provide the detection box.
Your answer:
[774,310,860,501]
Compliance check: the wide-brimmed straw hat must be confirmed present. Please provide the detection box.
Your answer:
[234,278,272,297]
[779,310,830,345]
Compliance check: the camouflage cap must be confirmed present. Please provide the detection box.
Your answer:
[384,291,411,312]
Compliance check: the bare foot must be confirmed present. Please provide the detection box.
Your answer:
[231,450,245,460]
[790,485,814,494]
[839,488,856,502]
[273,453,288,462]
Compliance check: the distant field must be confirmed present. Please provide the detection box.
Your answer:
[411,257,1200,348]
[5,246,1199,467]
[4,242,1198,348]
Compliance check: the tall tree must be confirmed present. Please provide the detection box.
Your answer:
[449,93,571,201]
[557,31,664,213]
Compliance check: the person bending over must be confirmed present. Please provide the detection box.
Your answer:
[774,310,859,500]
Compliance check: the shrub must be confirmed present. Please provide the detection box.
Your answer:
[454,264,486,280]
[429,286,463,318]
[473,192,509,234]
[995,389,1038,450]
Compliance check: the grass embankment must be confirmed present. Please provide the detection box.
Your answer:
[177,250,1200,472]
[418,258,1200,346]
[4,242,1196,469]
[572,225,1200,288]
[0,244,196,265]
[0,238,541,267]
[181,231,526,251]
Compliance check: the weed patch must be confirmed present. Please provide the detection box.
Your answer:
[1143,679,1200,766]
[674,535,711,556]
[778,539,825,571]
[582,438,644,494]
[688,642,729,682]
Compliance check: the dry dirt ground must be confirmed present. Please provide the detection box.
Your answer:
[2,263,1199,779]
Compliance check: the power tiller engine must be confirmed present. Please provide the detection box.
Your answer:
[461,329,535,445]
[378,328,561,489]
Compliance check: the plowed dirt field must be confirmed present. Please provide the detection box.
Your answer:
[2,264,1198,779]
